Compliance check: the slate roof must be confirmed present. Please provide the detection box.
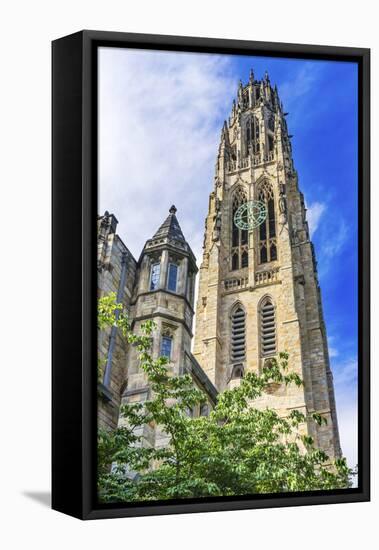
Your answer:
[152,205,186,243]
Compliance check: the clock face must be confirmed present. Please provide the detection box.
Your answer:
[234,200,267,230]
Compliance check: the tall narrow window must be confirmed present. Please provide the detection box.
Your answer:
[268,134,274,153]
[160,336,172,359]
[260,298,276,356]
[231,306,246,364]
[231,187,248,270]
[258,181,277,264]
[150,262,161,290]
[244,115,260,157]
[231,144,237,161]
[268,114,275,132]
[167,263,178,292]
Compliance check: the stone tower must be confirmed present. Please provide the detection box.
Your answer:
[193,70,342,459]
[119,206,217,448]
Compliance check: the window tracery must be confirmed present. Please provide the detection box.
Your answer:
[243,115,260,158]
[231,187,248,270]
[258,181,277,264]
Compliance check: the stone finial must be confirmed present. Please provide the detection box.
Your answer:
[169,205,177,214]
[249,68,254,83]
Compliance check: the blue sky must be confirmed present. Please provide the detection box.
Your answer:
[99,48,358,469]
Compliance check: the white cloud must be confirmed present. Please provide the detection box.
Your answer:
[327,336,339,358]
[279,62,324,125]
[306,201,326,237]
[280,63,320,103]
[99,47,236,263]
[333,357,358,388]
[332,356,358,470]
[336,396,358,472]
[321,218,348,258]
[316,216,349,279]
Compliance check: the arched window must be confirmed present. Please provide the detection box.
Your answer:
[260,298,276,356]
[161,335,173,359]
[268,134,274,153]
[243,115,260,158]
[267,114,275,132]
[150,262,161,290]
[167,263,178,292]
[243,90,249,109]
[231,187,248,270]
[258,181,277,264]
[231,305,246,375]
[231,364,244,379]
[231,144,237,161]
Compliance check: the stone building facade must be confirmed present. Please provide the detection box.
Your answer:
[97,212,137,430]
[98,70,342,461]
[97,207,217,446]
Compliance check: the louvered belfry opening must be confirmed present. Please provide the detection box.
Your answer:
[260,299,276,356]
[231,306,246,373]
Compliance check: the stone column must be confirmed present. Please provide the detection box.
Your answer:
[179,257,188,295]
[159,250,169,289]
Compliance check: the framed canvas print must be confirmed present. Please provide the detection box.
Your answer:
[52,31,370,520]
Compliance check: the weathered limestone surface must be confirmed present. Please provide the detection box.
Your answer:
[97,212,137,430]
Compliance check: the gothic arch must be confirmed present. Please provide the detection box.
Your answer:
[231,184,247,203]
[243,114,260,157]
[256,179,277,264]
[230,302,246,374]
[230,186,248,271]
[267,113,275,132]
[257,293,276,310]
[266,114,275,154]
[230,300,246,317]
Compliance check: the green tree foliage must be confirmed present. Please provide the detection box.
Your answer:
[98,293,352,503]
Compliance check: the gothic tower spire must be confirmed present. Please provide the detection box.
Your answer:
[193,71,342,460]
[117,206,201,446]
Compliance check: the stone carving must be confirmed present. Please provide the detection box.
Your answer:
[278,183,287,227]
[212,197,222,241]
[203,218,208,249]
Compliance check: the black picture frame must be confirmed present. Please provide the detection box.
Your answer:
[52,30,370,520]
